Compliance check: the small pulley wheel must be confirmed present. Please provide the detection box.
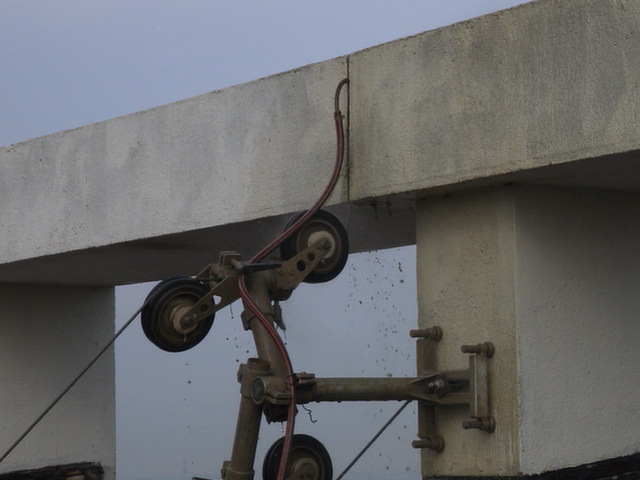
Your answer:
[262,434,333,480]
[280,209,349,284]
[141,276,215,352]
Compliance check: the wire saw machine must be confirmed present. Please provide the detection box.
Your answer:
[140,79,495,480]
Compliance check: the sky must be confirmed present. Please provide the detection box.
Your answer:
[1,1,530,148]
[1,2,531,479]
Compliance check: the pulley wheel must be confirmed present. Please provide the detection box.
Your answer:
[141,276,215,352]
[262,434,333,480]
[280,209,349,284]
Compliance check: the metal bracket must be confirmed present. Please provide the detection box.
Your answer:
[412,327,495,452]
[179,240,332,329]
[274,238,331,294]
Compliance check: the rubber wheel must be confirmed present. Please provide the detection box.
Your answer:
[280,210,349,284]
[141,276,215,352]
[262,434,333,480]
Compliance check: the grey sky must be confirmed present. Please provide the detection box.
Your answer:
[2,1,528,147]
[2,2,530,479]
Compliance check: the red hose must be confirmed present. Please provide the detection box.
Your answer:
[249,77,349,265]
[238,78,348,480]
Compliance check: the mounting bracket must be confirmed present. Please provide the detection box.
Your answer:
[411,327,495,452]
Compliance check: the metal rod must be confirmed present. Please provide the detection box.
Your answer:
[242,271,288,376]
[224,394,264,480]
[296,377,419,403]
[224,271,289,479]
[0,302,146,465]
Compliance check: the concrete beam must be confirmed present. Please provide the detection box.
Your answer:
[2,1,640,478]
[3,0,640,286]
[0,60,350,284]
[350,0,640,199]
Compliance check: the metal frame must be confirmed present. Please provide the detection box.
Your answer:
[182,248,495,480]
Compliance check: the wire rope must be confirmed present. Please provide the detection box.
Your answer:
[335,400,412,480]
[0,302,147,464]
[0,79,350,480]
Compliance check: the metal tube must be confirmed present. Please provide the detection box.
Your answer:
[223,272,290,479]
[297,377,418,403]
[242,271,288,377]
[223,395,263,480]
[223,359,272,480]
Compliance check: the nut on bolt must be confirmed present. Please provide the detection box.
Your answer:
[461,342,495,358]
[427,378,446,391]
[462,417,496,432]
[410,326,443,341]
[412,436,445,452]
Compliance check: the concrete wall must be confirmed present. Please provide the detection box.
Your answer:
[1,0,640,477]
[417,185,640,476]
[0,59,348,271]
[0,286,115,479]
[3,0,640,287]
[349,0,640,199]
[516,187,640,473]
[417,188,520,476]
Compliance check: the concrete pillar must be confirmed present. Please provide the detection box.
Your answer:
[0,285,115,479]
[416,185,640,477]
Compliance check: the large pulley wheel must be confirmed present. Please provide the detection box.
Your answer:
[280,209,349,284]
[141,276,215,352]
[262,434,333,480]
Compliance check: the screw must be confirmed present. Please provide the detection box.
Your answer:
[461,342,495,358]
[412,436,445,452]
[410,326,443,341]
[462,417,495,432]
[181,315,194,328]
[427,378,446,391]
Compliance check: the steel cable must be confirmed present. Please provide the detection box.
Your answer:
[336,400,412,480]
[0,302,147,464]
[0,79,349,479]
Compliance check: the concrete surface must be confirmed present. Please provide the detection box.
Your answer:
[0,59,350,284]
[2,0,640,286]
[417,188,520,476]
[2,0,640,477]
[0,286,115,479]
[417,186,640,475]
[516,186,640,473]
[349,0,640,199]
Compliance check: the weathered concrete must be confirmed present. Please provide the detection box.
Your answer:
[3,0,640,286]
[2,0,640,477]
[515,186,640,473]
[0,59,350,284]
[0,286,115,479]
[417,186,640,476]
[417,188,520,476]
[350,0,640,199]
